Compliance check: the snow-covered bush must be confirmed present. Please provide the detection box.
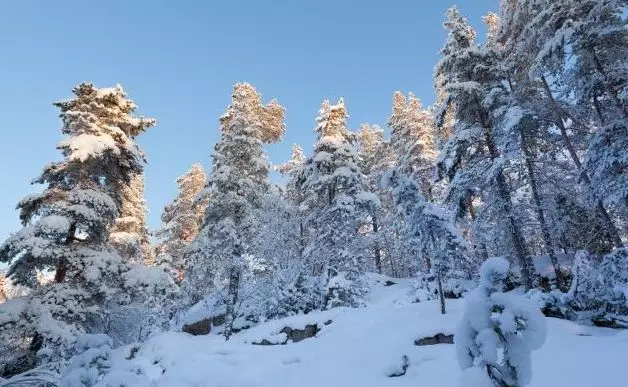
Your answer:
[59,334,114,387]
[326,271,367,309]
[596,248,628,317]
[526,289,573,319]
[59,333,151,387]
[561,249,628,325]
[411,272,439,303]
[456,257,546,387]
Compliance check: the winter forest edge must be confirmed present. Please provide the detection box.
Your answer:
[1,1,627,386]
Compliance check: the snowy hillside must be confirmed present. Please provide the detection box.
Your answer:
[72,276,627,387]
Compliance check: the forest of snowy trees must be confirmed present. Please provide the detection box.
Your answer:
[0,0,626,386]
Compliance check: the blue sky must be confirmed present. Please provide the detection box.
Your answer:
[0,0,497,241]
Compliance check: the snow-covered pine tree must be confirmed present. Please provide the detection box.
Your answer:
[184,83,285,339]
[596,248,628,319]
[435,7,535,289]
[247,190,305,319]
[299,99,378,308]
[277,143,308,239]
[109,173,154,265]
[471,13,565,288]
[154,164,208,283]
[389,91,437,200]
[501,0,625,248]
[276,144,326,314]
[384,169,467,314]
[568,0,627,211]
[456,257,546,387]
[0,83,166,371]
[356,123,395,275]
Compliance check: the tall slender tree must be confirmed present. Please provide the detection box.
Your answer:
[155,164,208,283]
[184,83,285,339]
[357,123,393,274]
[389,92,438,200]
[298,99,378,308]
[435,7,535,289]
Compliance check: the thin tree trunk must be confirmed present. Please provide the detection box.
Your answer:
[223,266,241,341]
[437,271,446,315]
[54,261,68,283]
[540,76,624,247]
[55,222,78,283]
[519,123,562,289]
[372,214,382,274]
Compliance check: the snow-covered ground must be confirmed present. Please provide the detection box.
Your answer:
[91,276,628,386]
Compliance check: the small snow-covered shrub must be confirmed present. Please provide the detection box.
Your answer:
[526,289,573,320]
[326,271,367,309]
[412,271,475,303]
[443,275,476,299]
[597,248,628,317]
[59,334,113,387]
[456,257,546,387]
[59,333,151,387]
[563,249,628,325]
[411,272,438,303]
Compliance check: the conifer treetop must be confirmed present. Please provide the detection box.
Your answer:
[219,83,285,144]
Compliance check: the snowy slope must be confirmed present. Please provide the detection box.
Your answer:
[100,276,627,387]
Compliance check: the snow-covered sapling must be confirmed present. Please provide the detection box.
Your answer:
[455,257,546,387]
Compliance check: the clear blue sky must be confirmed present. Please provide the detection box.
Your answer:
[0,0,497,242]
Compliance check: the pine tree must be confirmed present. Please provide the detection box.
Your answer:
[569,0,627,211]
[502,0,625,248]
[278,143,307,209]
[357,123,393,274]
[154,164,208,284]
[110,173,154,265]
[475,12,566,288]
[389,92,437,200]
[184,83,285,340]
[435,7,535,289]
[384,170,467,314]
[299,99,378,308]
[0,83,162,369]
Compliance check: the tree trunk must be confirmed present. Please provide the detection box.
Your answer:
[437,271,446,315]
[223,267,241,341]
[372,214,382,274]
[519,122,562,289]
[540,76,624,247]
[54,261,68,283]
[55,222,78,283]
[495,171,534,290]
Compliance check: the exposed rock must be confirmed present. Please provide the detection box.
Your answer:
[183,318,211,336]
[387,355,409,377]
[414,333,453,346]
[281,324,320,343]
[212,314,226,327]
[592,316,628,329]
[253,324,322,345]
